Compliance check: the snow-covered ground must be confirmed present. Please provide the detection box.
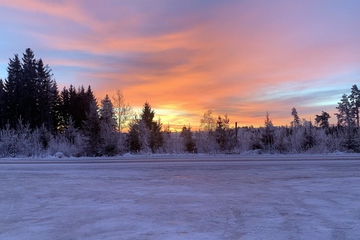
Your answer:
[1,155,360,239]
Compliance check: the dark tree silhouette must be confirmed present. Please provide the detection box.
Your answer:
[291,107,300,127]
[315,111,331,128]
[349,84,360,128]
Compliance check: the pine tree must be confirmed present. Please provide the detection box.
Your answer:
[291,107,300,127]
[315,111,331,128]
[335,94,358,151]
[335,94,354,128]
[349,84,360,128]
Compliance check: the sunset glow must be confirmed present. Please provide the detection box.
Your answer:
[1,0,360,130]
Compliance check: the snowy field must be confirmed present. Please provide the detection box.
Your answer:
[1,154,360,239]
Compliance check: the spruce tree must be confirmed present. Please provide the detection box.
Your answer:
[4,54,23,128]
[291,107,300,127]
[36,58,59,132]
[99,95,118,155]
[21,48,39,128]
[82,99,101,156]
[127,102,163,153]
[141,101,155,130]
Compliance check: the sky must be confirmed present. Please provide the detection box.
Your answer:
[1,0,360,130]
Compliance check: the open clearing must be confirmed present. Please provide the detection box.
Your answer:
[1,155,360,239]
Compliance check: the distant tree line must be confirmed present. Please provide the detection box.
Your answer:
[0,49,360,157]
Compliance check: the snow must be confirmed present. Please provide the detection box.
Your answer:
[1,155,360,239]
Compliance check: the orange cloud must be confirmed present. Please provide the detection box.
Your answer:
[1,1,359,130]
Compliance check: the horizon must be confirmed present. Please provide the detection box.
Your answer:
[1,0,360,130]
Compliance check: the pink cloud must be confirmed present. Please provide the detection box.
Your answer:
[1,0,360,129]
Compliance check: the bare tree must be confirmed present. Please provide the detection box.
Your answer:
[112,89,133,132]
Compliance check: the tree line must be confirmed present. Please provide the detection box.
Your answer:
[0,49,359,157]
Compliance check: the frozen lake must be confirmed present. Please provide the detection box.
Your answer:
[1,155,360,239]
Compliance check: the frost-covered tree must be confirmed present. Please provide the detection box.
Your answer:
[200,109,216,132]
[112,89,133,132]
[215,114,236,152]
[261,112,275,150]
[99,95,118,155]
[99,95,116,128]
[335,94,359,151]
[127,119,150,153]
[335,94,354,128]
[127,102,163,153]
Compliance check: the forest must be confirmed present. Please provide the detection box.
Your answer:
[0,49,359,157]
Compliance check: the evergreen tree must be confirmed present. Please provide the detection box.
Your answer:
[335,94,358,151]
[262,112,275,150]
[291,107,300,127]
[3,49,59,131]
[36,58,60,132]
[127,102,163,153]
[149,119,163,153]
[58,85,96,130]
[59,86,70,131]
[4,54,23,128]
[99,95,116,127]
[335,94,354,128]
[141,101,155,130]
[315,111,331,128]
[180,125,196,153]
[99,95,118,155]
[21,48,39,128]
[302,120,315,150]
[82,99,101,156]
[349,84,360,128]
[0,79,5,128]
[215,115,229,151]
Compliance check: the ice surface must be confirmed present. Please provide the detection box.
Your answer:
[1,155,360,239]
